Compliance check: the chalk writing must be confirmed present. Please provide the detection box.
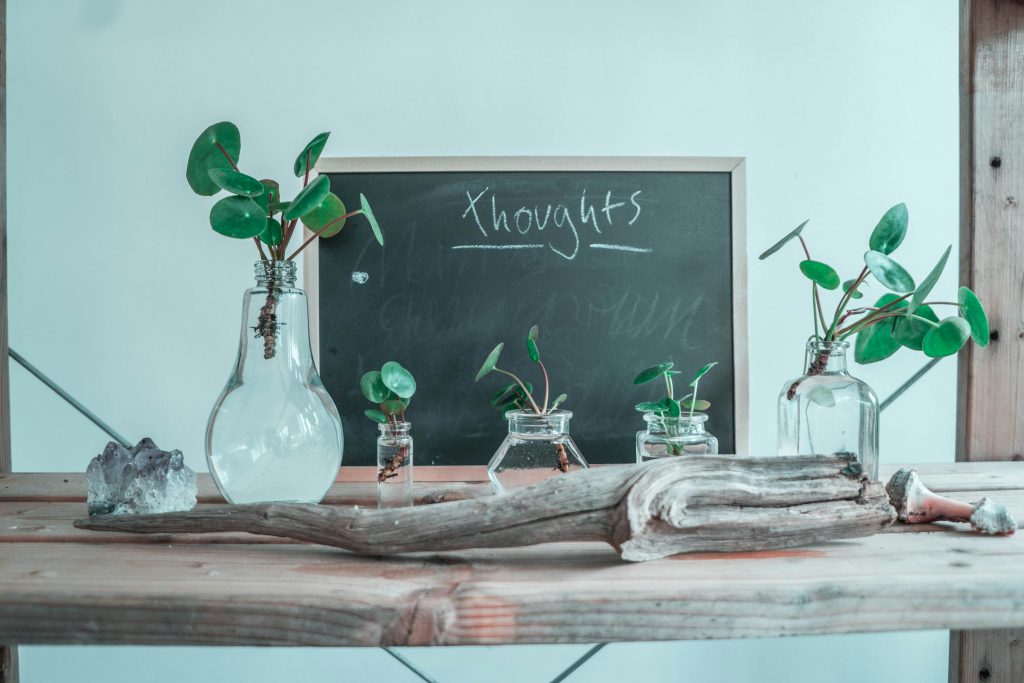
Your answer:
[456,187,648,260]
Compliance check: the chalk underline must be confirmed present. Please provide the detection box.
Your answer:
[451,243,652,253]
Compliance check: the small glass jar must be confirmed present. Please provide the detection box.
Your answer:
[487,410,588,494]
[206,261,343,504]
[635,412,718,463]
[778,339,879,479]
[377,421,413,509]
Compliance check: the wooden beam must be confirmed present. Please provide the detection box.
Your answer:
[955,1,1024,681]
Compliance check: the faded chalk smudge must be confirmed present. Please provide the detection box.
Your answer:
[352,271,370,284]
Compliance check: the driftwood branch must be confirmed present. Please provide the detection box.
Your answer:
[76,455,895,562]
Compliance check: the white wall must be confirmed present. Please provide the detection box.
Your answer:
[8,1,959,681]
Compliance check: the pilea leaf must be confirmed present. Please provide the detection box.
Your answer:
[186,121,240,196]
[259,218,283,247]
[381,361,416,399]
[689,361,718,387]
[490,382,519,407]
[909,245,951,314]
[551,394,568,409]
[364,409,388,424]
[284,175,330,221]
[380,399,406,416]
[360,193,385,246]
[923,316,971,358]
[255,179,280,214]
[633,362,673,385]
[958,286,990,347]
[869,203,909,255]
[843,279,864,300]
[209,196,266,239]
[864,250,916,293]
[680,398,711,411]
[294,131,330,177]
[799,260,841,290]
[853,294,906,364]
[207,168,265,197]
[891,304,939,351]
[476,343,504,381]
[360,371,391,403]
[759,220,808,260]
[301,192,347,238]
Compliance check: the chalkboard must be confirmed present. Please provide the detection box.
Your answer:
[307,158,747,466]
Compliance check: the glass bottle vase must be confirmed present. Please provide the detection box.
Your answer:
[206,261,343,504]
[777,339,879,479]
[377,421,413,509]
[487,410,588,494]
[636,412,719,463]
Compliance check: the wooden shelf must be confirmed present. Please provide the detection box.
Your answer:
[1,462,1022,647]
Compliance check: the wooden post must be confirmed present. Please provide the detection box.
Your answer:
[955,1,1024,681]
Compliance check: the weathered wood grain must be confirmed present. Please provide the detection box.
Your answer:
[1,529,1022,647]
[76,455,896,562]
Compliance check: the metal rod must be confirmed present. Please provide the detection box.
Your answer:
[382,648,439,683]
[8,348,132,447]
[549,643,607,683]
[879,357,942,413]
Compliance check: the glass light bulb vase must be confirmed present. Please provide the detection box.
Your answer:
[377,421,413,509]
[487,410,588,494]
[206,261,343,504]
[777,339,879,480]
[636,412,718,463]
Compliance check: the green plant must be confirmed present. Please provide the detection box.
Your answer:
[475,325,567,416]
[360,361,416,482]
[759,203,990,369]
[187,121,385,359]
[633,361,716,455]
[186,122,383,262]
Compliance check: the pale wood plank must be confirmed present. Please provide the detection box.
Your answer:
[1,528,1022,646]
[956,1,1024,678]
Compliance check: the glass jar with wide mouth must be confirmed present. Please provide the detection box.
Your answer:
[487,409,588,494]
[636,412,718,462]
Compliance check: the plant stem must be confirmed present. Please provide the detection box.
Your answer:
[253,237,269,262]
[214,142,239,171]
[663,372,674,401]
[826,266,869,340]
[813,285,828,333]
[285,210,364,260]
[494,368,542,414]
[811,284,820,340]
[688,379,700,421]
[537,360,551,413]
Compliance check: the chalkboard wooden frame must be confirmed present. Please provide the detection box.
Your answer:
[304,156,749,457]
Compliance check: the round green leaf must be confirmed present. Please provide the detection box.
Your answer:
[891,304,939,351]
[360,371,390,403]
[381,399,406,416]
[360,194,385,246]
[528,325,540,341]
[294,132,330,177]
[634,401,664,413]
[958,286,990,347]
[270,201,291,214]
[259,218,283,247]
[207,168,265,197]
[300,192,347,238]
[799,260,840,290]
[869,202,909,255]
[842,279,864,300]
[381,361,416,399]
[186,121,240,196]
[758,220,808,260]
[864,250,916,293]
[209,196,266,239]
[853,294,906,364]
[680,398,711,411]
[475,343,504,381]
[550,393,568,409]
[689,361,718,387]
[909,245,951,314]
[923,316,971,358]
[526,336,539,363]
[284,175,330,221]
[666,398,682,417]
[254,179,280,214]
[364,409,388,424]
[633,362,673,385]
